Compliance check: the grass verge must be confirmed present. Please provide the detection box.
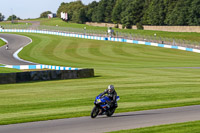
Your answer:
[0,67,21,73]
[0,33,200,125]
[0,21,31,25]
[109,121,200,133]
[0,38,6,47]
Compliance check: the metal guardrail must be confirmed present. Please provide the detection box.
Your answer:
[1,29,200,54]
[1,24,200,49]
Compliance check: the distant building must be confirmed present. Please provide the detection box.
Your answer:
[61,12,68,21]
[48,13,56,19]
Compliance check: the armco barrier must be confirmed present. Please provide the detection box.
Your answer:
[1,29,200,53]
[0,65,79,70]
[0,69,94,84]
[0,29,108,41]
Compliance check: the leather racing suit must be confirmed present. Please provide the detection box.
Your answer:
[101,89,118,108]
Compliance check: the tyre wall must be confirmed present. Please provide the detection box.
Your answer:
[0,69,94,84]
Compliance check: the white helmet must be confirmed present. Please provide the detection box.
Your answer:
[108,85,114,93]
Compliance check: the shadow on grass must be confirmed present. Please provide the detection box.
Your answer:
[94,75,101,78]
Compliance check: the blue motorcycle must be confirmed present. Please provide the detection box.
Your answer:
[91,94,120,118]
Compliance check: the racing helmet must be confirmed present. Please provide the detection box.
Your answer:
[108,85,114,93]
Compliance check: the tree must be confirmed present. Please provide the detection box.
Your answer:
[120,5,133,28]
[92,0,106,22]
[141,0,151,25]
[91,0,116,23]
[120,0,145,28]
[78,8,87,23]
[91,6,99,22]
[163,0,178,25]
[55,0,199,26]
[72,7,87,24]
[40,11,52,18]
[119,0,133,28]
[188,0,200,25]
[86,1,99,22]
[7,15,21,21]
[104,0,116,23]
[57,1,85,21]
[129,0,145,25]
[112,0,123,24]
[143,0,166,25]
[165,0,189,25]
[0,13,5,21]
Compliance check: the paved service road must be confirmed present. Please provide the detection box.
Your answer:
[18,20,40,29]
[0,33,36,65]
[0,105,200,133]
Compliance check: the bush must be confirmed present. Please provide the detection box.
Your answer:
[126,24,132,29]
[122,24,126,29]
[136,22,144,30]
[115,24,119,28]
[40,11,52,18]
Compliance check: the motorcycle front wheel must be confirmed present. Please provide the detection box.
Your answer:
[91,106,99,118]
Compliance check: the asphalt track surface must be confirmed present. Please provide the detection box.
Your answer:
[0,105,200,133]
[0,33,36,65]
[1,33,200,132]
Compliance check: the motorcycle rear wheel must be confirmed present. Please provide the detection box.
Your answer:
[91,106,99,118]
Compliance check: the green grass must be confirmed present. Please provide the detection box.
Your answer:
[0,64,22,73]
[0,67,21,73]
[34,18,200,42]
[0,39,6,47]
[26,18,106,30]
[109,121,200,133]
[0,21,31,25]
[1,33,200,125]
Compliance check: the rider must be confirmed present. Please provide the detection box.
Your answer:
[5,44,8,50]
[100,85,118,108]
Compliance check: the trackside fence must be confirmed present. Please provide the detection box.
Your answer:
[1,28,200,54]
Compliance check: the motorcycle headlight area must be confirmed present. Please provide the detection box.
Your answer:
[96,99,101,103]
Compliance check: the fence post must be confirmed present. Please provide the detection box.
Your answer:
[173,39,175,46]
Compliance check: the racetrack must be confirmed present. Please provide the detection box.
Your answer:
[1,33,200,132]
[0,33,36,65]
[0,105,200,133]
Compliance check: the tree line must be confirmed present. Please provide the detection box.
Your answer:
[0,13,21,21]
[0,13,5,21]
[57,0,200,28]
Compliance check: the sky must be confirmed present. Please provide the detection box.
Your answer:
[0,0,99,19]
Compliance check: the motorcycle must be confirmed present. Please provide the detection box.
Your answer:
[91,94,120,118]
